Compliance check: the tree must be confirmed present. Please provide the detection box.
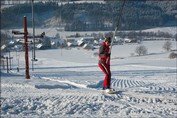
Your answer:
[163,41,172,52]
[135,45,148,56]
[169,52,177,59]
[55,33,60,38]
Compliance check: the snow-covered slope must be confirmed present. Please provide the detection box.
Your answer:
[1,32,177,117]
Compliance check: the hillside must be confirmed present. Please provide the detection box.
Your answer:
[1,1,177,30]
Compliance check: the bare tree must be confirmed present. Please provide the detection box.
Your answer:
[163,41,172,52]
[135,45,148,56]
[169,52,177,59]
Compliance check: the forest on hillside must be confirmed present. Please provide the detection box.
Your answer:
[1,1,177,31]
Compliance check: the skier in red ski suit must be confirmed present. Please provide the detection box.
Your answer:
[98,37,112,90]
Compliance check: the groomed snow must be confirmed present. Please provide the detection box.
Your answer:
[1,29,177,117]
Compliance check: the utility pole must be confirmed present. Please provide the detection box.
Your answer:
[12,16,45,79]
[6,57,9,73]
[24,16,30,79]
[12,16,30,79]
[31,0,38,71]
[8,50,13,70]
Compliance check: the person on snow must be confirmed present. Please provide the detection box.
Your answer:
[98,36,114,93]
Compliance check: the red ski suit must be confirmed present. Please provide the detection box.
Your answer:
[98,41,111,89]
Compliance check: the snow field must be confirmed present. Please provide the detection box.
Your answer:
[1,28,177,117]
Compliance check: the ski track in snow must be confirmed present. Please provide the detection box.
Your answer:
[42,77,88,89]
